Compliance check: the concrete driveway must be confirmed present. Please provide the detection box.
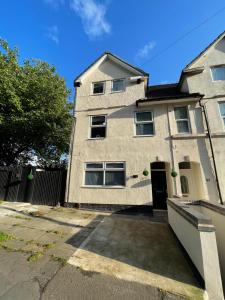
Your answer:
[0,202,203,300]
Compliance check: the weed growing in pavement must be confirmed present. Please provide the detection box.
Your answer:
[50,254,67,266]
[46,229,65,236]
[0,231,15,242]
[12,215,31,221]
[27,251,43,262]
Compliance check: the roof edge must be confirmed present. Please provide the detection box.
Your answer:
[74,51,148,84]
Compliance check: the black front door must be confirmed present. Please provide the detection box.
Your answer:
[151,171,168,209]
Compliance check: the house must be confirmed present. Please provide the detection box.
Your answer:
[66,31,225,210]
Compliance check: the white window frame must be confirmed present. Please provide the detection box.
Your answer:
[84,162,126,188]
[174,106,191,134]
[218,101,225,129]
[134,111,154,137]
[211,65,225,82]
[89,115,107,139]
[92,81,105,95]
[111,78,125,93]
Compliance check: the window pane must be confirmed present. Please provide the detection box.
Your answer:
[106,163,124,169]
[177,121,189,133]
[136,123,153,135]
[93,82,104,94]
[151,162,165,170]
[86,163,103,169]
[112,79,124,92]
[179,162,191,169]
[91,127,106,138]
[85,171,103,185]
[219,103,225,117]
[136,112,152,122]
[180,176,189,194]
[174,107,188,120]
[105,171,125,186]
[212,66,225,81]
[92,116,106,125]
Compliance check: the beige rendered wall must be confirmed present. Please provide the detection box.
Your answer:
[68,56,221,205]
[181,37,225,203]
[168,205,224,300]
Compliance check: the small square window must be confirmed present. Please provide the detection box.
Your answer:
[112,79,125,92]
[90,115,106,138]
[211,66,225,81]
[135,112,154,136]
[93,82,105,94]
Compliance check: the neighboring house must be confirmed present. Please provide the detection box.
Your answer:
[66,31,225,210]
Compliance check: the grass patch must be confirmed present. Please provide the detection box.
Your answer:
[0,231,15,242]
[50,254,67,266]
[0,200,4,204]
[42,242,56,250]
[53,207,64,212]
[12,215,31,221]
[27,251,43,262]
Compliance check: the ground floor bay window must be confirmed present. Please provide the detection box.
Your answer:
[84,162,125,187]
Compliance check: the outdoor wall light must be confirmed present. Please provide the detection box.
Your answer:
[132,175,138,178]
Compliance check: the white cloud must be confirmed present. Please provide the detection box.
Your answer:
[46,25,59,44]
[44,0,64,10]
[136,41,156,60]
[70,0,111,39]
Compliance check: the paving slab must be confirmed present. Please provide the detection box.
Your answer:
[0,202,204,299]
[68,215,204,299]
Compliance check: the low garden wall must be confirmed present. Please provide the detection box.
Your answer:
[167,198,224,300]
[191,200,225,291]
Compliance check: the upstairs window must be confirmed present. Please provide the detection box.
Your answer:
[90,115,106,139]
[92,82,105,94]
[85,162,125,187]
[174,106,191,133]
[219,102,225,127]
[135,112,154,136]
[211,65,225,81]
[112,79,125,92]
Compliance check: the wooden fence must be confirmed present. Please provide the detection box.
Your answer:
[0,166,67,206]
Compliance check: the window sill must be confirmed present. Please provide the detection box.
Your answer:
[87,138,106,140]
[91,93,105,96]
[171,133,206,139]
[81,186,125,189]
[110,90,125,94]
[133,135,155,138]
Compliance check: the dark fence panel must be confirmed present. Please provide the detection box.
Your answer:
[32,169,63,206]
[0,166,67,206]
[0,168,9,200]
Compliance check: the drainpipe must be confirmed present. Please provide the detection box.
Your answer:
[65,115,76,204]
[199,98,224,205]
[167,105,178,196]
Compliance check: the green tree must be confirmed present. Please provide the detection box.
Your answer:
[0,39,73,166]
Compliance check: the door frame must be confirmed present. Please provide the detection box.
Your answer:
[151,167,168,210]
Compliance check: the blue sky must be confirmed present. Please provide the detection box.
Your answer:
[1,0,225,101]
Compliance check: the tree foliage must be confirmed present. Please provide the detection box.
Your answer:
[0,39,73,166]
